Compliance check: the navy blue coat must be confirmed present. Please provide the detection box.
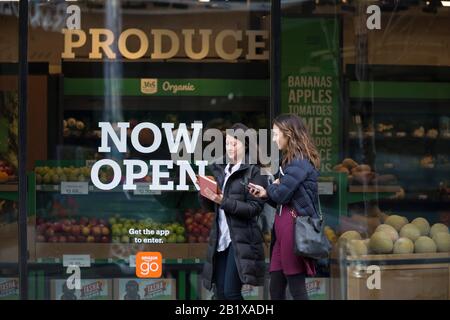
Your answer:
[266,158,320,259]
[266,158,320,218]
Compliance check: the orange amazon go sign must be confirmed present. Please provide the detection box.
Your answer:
[136,252,162,278]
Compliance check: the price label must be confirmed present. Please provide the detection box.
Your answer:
[61,182,89,195]
[318,182,333,195]
[129,255,136,267]
[63,254,91,267]
[133,183,161,195]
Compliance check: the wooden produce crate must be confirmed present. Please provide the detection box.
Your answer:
[330,249,450,300]
[0,218,36,263]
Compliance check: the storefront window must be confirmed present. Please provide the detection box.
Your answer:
[0,3,20,300]
[0,0,449,301]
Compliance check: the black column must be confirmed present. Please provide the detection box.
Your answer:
[18,0,29,300]
[270,0,281,122]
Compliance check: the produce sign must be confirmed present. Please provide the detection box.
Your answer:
[62,28,268,61]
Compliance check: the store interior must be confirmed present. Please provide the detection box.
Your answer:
[0,0,449,300]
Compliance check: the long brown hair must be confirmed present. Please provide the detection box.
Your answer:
[273,114,320,170]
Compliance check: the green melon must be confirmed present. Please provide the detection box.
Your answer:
[399,224,421,242]
[375,224,399,242]
[393,238,414,254]
[370,231,393,254]
[432,232,450,252]
[414,236,437,253]
[338,231,362,247]
[385,215,408,232]
[430,223,449,239]
[411,217,430,236]
[363,239,372,254]
[347,239,368,256]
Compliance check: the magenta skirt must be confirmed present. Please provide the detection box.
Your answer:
[269,205,316,276]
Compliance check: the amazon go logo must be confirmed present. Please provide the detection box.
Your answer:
[136,252,162,278]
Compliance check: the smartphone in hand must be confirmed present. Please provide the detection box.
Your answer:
[246,182,260,194]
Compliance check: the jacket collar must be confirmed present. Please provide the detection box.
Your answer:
[209,155,252,177]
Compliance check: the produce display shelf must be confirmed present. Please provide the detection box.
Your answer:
[33,257,206,265]
[36,184,198,193]
[346,185,401,204]
[345,252,450,264]
[35,242,209,261]
[0,184,18,192]
[34,243,270,264]
[0,184,18,201]
[349,136,450,142]
[377,166,450,173]
[348,185,402,193]
[378,198,450,205]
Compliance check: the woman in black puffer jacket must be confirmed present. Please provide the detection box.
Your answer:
[199,123,267,300]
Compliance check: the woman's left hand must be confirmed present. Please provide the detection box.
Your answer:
[204,187,223,205]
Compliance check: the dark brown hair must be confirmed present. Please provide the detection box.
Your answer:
[227,123,260,165]
[273,114,320,170]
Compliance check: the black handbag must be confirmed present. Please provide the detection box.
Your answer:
[290,191,331,260]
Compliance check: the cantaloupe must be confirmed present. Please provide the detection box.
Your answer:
[411,217,430,236]
[378,212,390,224]
[363,239,372,254]
[338,231,362,247]
[385,215,408,232]
[432,232,450,252]
[347,239,368,256]
[393,238,414,254]
[414,236,437,253]
[375,224,399,242]
[370,231,393,254]
[430,223,449,239]
[399,224,421,242]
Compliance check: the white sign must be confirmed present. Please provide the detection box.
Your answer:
[61,182,89,195]
[63,255,91,268]
[318,182,333,195]
[129,255,136,268]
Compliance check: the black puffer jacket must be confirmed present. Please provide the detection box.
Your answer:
[200,159,268,291]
